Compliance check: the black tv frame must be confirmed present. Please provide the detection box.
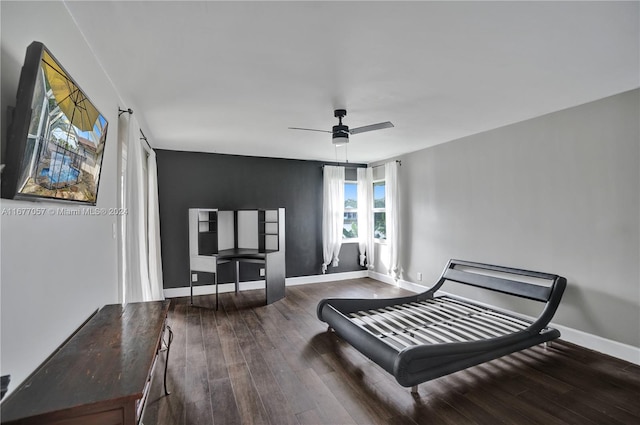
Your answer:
[1,41,108,205]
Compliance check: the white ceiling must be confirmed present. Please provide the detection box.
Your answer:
[64,1,639,164]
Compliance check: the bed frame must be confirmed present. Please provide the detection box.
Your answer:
[317,259,566,394]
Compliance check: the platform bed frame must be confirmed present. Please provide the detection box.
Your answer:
[317,259,566,394]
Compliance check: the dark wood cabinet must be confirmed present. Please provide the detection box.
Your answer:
[0,301,171,425]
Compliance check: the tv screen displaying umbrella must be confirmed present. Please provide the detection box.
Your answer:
[1,41,108,205]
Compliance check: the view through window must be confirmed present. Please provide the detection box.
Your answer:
[344,182,357,239]
[344,180,386,240]
[374,181,386,239]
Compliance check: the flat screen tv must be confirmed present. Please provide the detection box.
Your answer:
[1,41,108,205]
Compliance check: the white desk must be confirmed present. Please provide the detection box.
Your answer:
[189,208,285,309]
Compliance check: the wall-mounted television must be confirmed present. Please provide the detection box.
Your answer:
[1,41,108,205]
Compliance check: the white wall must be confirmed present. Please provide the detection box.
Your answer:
[389,89,639,349]
[1,1,121,393]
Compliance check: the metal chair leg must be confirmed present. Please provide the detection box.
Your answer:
[189,271,194,305]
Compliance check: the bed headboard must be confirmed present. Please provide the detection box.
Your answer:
[436,259,564,302]
[427,259,567,332]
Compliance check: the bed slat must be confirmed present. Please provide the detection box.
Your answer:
[348,296,532,349]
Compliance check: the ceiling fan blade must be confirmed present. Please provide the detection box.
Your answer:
[349,121,394,135]
[288,127,332,133]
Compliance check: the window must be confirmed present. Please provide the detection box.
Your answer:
[343,181,358,239]
[373,181,386,240]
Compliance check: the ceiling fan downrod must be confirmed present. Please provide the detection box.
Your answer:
[332,109,349,145]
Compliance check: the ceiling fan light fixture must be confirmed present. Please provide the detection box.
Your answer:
[332,134,349,146]
[332,124,349,146]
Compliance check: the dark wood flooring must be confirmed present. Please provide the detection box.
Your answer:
[143,278,640,425]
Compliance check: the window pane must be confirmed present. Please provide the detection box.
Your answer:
[345,182,357,209]
[343,211,358,238]
[374,182,385,208]
[374,212,386,239]
[344,182,357,239]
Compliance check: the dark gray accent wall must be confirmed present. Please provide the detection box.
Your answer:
[156,150,365,289]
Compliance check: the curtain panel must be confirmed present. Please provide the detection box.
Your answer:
[119,113,164,303]
[322,165,345,273]
[385,161,400,279]
[357,167,374,267]
[146,150,164,301]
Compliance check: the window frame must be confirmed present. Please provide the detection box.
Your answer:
[373,179,386,243]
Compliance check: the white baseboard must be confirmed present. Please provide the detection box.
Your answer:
[163,280,265,298]
[162,270,369,298]
[368,271,640,365]
[553,323,640,365]
[287,270,369,286]
[367,270,428,293]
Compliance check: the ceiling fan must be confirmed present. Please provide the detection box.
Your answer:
[289,109,394,146]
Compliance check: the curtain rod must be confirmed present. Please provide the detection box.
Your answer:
[139,129,152,151]
[322,160,401,169]
[118,107,153,151]
[372,160,402,168]
[322,162,367,169]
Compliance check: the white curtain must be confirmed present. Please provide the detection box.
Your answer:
[322,165,345,273]
[120,113,164,303]
[385,161,400,279]
[146,151,164,301]
[357,167,374,267]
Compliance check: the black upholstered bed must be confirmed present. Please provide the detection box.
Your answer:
[317,259,566,393]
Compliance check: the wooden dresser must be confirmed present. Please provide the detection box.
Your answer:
[0,301,171,425]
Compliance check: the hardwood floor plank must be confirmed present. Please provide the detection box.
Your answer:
[260,347,318,415]
[412,396,477,425]
[471,371,569,425]
[295,368,358,425]
[385,414,419,425]
[318,369,391,425]
[464,385,542,425]
[555,388,631,425]
[227,363,271,425]
[294,408,325,425]
[495,351,575,394]
[514,389,599,425]
[253,302,334,375]
[210,377,242,425]
[216,309,246,367]
[185,399,214,425]
[435,391,510,425]
[200,305,229,381]
[185,308,210,399]
[185,306,214,424]
[169,302,188,368]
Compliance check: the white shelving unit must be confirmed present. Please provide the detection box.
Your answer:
[188,208,285,308]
